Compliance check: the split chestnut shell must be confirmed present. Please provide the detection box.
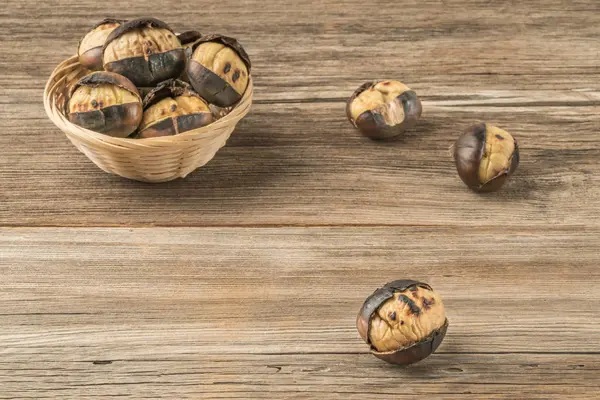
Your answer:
[187,34,251,107]
[78,18,124,71]
[67,71,142,137]
[453,123,519,192]
[103,17,185,87]
[137,79,213,139]
[346,80,422,139]
[356,280,448,365]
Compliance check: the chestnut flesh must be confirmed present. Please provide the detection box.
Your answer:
[356,280,448,365]
[78,18,124,71]
[103,17,185,87]
[137,79,213,138]
[68,71,142,137]
[187,34,251,107]
[347,80,422,140]
[454,123,519,193]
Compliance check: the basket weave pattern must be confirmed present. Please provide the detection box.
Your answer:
[44,56,253,183]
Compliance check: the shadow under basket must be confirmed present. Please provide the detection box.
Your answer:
[44,56,253,183]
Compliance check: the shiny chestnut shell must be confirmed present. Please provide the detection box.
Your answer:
[137,79,213,138]
[187,34,251,107]
[103,17,185,87]
[78,18,125,71]
[67,72,142,137]
[356,280,448,365]
[346,80,422,140]
[453,123,520,193]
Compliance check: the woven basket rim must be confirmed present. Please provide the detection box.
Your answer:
[43,55,253,149]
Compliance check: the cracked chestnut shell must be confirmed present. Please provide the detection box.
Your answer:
[454,123,519,193]
[137,79,213,139]
[78,18,124,71]
[187,34,251,107]
[357,280,448,365]
[178,30,203,58]
[68,71,142,137]
[346,80,422,140]
[103,17,185,87]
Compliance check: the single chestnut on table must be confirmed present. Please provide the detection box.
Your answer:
[346,80,422,140]
[187,34,251,107]
[68,71,143,137]
[137,79,213,138]
[103,17,185,87]
[78,18,124,71]
[453,123,519,193]
[356,280,448,365]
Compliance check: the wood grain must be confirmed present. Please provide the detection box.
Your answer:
[1,227,600,397]
[1,0,600,227]
[1,355,599,399]
[1,0,599,397]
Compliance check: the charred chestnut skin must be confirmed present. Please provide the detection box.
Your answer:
[178,30,202,50]
[187,34,251,107]
[137,79,213,139]
[346,81,423,140]
[356,280,448,365]
[103,17,185,87]
[68,72,142,137]
[78,18,125,71]
[454,123,520,193]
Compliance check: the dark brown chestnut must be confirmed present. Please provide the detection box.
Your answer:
[68,71,142,137]
[346,80,422,140]
[453,123,519,193]
[187,34,251,107]
[356,280,448,365]
[177,30,202,57]
[103,17,185,87]
[78,18,124,71]
[137,79,213,138]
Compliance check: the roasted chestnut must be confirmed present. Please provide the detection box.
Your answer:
[177,30,203,83]
[356,280,448,365]
[137,79,213,138]
[453,123,519,193]
[78,18,124,71]
[177,30,202,58]
[346,80,422,139]
[187,34,251,107]
[68,71,142,137]
[103,17,185,87]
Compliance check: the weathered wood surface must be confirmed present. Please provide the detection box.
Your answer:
[1,227,599,397]
[1,0,599,398]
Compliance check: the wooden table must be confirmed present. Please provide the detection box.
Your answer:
[2,1,599,398]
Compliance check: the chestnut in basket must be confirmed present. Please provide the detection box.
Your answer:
[356,280,448,365]
[137,79,213,138]
[78,18,124,71]
[187,34,251,107]
[68,71,142,137]
[103,17,185,87]
[453,123,519,193]
[178,30,202,58]
[178,30,202,83]
[346,80,422,140]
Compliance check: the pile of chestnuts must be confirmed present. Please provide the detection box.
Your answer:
[346,80,520,192]
[69,17,251,138]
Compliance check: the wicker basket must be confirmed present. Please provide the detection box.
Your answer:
[44,56,253,183]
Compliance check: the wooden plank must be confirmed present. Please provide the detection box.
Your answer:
[1,0,599,227]
[1,355,599,399]
[1,227,599,397]
[1,226,598,354]
[2,101,599,227]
